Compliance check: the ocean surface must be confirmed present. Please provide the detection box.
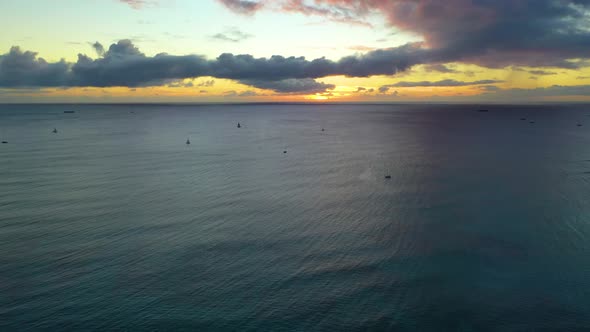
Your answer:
[2,103,590,331]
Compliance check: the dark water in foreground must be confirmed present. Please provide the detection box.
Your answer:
[2,103,590,331]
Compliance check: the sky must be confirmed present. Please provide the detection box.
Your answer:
[1,0,590,103]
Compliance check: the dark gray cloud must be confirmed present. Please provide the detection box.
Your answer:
[69,40,210,87]
[424,64,459,74]
[217,0,590,69]
[238,90,260,97]
[487,85,590,98]
[210,27,253,43]
[167,81,194,88]
[383,79,502,88]
[91,42,105,57]
[0,47,70,87]
[378,86,390,93]
[217,0,262,15]
[0,39,426,92]
[239,78,334,94]
[529,70,557,76]
[480,85,501,92]
[0,36,580,96]
[378,86,399,95]
[197,79,215,87]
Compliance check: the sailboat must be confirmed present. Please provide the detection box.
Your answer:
[52,128,58,133]
[186,137,191,145]
[237,122,241,128]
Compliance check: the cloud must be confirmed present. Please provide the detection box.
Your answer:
[239,90,259,97]
[529,70,557,76]
[0,40,427,91]
[167,81,194,88]
[378,86,399,95]
[217,0,263,15]
[210,27,253,43]
[197,79,215,87]
[378,86,390,93]
[480,85,501,92]
[488,85,590,98]
[91,42,105,57]
[383,79,503,88]
[217,0,590,69]
[0,47,70,87]
[0,38,579,97]
[239,78,334,94]
[424,64,459,73]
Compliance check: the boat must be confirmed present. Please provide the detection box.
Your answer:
[385,175,392,179]
[578,123,583,127]
[321,128,325,132]
[520,118,526,120]
[52,128,58,133]
[64,111,75,114]
[237,122,241,128]
[477,109,489,112]
[283,150,287,154]
[186,138,191,145]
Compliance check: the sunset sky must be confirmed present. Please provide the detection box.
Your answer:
[1,0,590,103]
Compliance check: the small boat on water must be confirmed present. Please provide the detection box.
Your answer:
[321,128,325,132]
[520,118,526,120]
[385,175,392,179]
[64,111,75,114]
[237,122,241,128]
[186,138,191,145]
[52,128,58,133]
[578,123,583,127]
[283,150,287,154]
[478,109,489,112]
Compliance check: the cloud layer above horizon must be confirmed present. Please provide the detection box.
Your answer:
[1,0,590,97]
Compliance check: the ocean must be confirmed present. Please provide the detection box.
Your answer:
[1,103,590,331]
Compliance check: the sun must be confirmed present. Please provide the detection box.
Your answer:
[305,94,330,101]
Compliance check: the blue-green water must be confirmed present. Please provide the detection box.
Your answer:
[2,103,590,331]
